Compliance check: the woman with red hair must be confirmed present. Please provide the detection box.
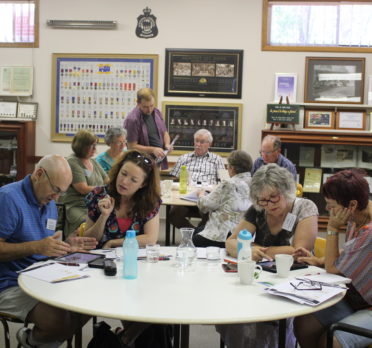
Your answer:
[294,169,372,348]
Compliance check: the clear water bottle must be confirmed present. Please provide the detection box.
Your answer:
[179,165,188,194]
[123,230,139,279]
[237,229,252,259]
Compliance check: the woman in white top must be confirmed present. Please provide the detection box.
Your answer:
[192,150,253,247]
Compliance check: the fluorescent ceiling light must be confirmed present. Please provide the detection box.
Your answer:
[47,20,117,30]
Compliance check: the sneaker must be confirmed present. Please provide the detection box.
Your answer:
[16,327,35,348]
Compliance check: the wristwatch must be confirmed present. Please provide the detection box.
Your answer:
[327,230,338,236]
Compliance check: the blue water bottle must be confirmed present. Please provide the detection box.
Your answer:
[123,230,139,279]
[237,229,252,258]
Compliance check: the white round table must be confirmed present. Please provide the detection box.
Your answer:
[19,248,344,347]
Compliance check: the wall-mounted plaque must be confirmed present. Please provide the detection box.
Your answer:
[163,102,242,157]
[164,49,243,98]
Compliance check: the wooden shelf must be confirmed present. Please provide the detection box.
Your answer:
[261,129,371,231]
[0,120,35,182]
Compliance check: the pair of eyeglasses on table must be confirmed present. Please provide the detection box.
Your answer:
[290,278,347,291]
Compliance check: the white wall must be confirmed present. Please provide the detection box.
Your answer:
[1,0,371,160]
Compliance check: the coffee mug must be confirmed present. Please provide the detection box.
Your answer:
[238,260,262,285]
[275,254,294,278]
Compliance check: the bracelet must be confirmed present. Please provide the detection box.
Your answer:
[327,230,338,236]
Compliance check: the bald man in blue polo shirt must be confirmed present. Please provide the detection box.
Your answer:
[0,155,96,348]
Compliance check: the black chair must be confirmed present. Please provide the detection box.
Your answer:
[327,322,372,348]
[0,312,24,348]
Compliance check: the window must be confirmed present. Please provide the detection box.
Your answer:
[262,0,372,52]
[0,0,39,47]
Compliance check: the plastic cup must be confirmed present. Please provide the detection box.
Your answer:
[146,244,160,263]
[206,246,220,261]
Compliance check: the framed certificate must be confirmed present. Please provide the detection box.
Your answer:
[336,111,366,130]
[17,102,38,119]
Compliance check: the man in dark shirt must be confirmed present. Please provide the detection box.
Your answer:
[124,88,172,168]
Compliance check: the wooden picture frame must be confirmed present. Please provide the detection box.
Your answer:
[51,53,158,142]
[336,111,366,131]
[162,101,242,157]
[304,57,365,104]
[164,49,243,98]
[305,110,335,129]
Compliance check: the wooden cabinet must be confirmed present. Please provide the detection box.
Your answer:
[261,129,372,231]
[0,120,36,186]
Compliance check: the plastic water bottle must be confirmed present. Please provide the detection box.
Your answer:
[123,230,139,279]
[237,229,252,259]
[179,165,188,194]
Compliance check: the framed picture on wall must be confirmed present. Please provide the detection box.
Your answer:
[304,110,334,129]
[336,111,366,130]
[51,53,158,142]
[274,73,297,103]
[304,57,365,104]
[164,49,243,98]
[162,101,242,156]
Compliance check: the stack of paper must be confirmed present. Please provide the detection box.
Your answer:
[264,278,346,306]
[21,263,89,283]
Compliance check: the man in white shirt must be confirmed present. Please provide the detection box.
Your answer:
[169,129,224,229]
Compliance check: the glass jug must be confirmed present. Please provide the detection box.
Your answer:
[175,228,197,270]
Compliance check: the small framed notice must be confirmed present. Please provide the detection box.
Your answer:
[0,101,17,119]
[336,111,366,130]
[17,102,38,120]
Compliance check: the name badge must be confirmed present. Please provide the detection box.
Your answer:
[46,218,57,231]
[282,212,296,232]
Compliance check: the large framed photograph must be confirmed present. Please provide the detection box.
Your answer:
[164,49,243,98]
[304,110,334,129]
[336,111,366,130]
[51,53,158,142]
[162,101,242,156]
[304,57,365,104]
[274,73,297,103]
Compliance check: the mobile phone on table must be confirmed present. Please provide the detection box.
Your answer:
[221,263,237,273]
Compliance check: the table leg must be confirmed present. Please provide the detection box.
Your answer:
[165,205,171,246]
[278,319,286,348]
[74,327,82,348]
[174,324,180,348]
[180,324,190,348]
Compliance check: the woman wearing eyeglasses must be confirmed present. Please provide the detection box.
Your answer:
[294,169,372,348]
[96,127,127,173]
[226,163,318,260]
[84,150,160,248]
[219,163,318,348]
[61,130,108,238]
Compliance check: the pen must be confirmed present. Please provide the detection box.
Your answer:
[137,257,170,261]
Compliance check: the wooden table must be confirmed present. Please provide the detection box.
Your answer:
[161,189,197,246]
